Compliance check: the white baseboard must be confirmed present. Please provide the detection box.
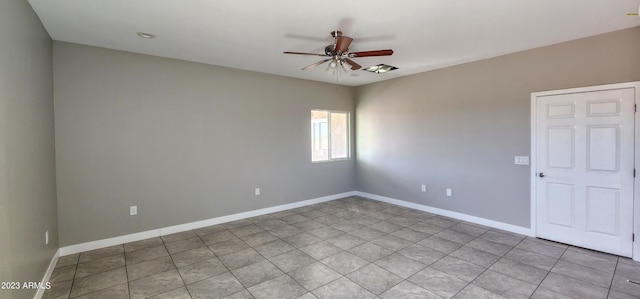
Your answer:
[34,249,60,299]
[59,229,161,256]
[59,191,356,256]
[58,190,533,256]
[355,191,534,237]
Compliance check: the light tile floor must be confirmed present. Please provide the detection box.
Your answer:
[44,196,640,299]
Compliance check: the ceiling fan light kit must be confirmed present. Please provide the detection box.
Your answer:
[284,30,394,81]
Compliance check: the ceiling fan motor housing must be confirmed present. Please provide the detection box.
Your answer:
[325,45,335,56]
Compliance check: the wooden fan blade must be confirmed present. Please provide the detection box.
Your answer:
[302,59,332,70]
[284,51,328,57]
[349,49,394,57]
[344,58,362,70]
[335,36,353,53]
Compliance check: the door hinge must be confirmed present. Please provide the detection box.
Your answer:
[635,104,637,113]
[633,234,635,242]
[635,169,636,178]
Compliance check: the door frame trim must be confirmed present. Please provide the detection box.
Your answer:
[530,81,640,261]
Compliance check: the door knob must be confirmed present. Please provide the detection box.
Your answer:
[539,173,545,178]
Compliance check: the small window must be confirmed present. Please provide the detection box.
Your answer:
[311,110,350,162]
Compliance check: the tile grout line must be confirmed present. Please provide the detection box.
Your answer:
[308,205,399,297]
[122,244,132,299]
[448,228,517,298]
[68,253,80,298]
[161,234,194,299]
[605,257,620,299]
[286,207,361,296]
[341,211,460,297]
[166,232,227,289]
[276,204,398,296]
[527,242,569,298]
[67,245,127,298]
[231,212,319,296]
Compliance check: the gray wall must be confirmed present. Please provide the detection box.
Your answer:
[53,42,355,246]
[50,24,640,246]
[355,26,640,228]
[0,0,57,298]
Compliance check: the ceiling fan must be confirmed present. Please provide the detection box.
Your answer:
[283,30,393,74]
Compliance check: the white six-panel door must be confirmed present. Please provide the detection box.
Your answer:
[534,87,635,257]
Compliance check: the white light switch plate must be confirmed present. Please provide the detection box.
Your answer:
[514,156,530,165]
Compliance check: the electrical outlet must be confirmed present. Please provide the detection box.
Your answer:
[45,230,49,245]
[130,206,137,216]
[446,188,452,197]
[255,188,260,196]
[421,184,426,192]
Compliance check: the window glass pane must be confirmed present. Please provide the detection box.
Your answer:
[330,112,348,159]
[311,110,329,161]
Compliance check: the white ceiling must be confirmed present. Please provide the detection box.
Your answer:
[28,0,640,86]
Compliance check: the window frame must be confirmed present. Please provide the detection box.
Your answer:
[311,109,351,163]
